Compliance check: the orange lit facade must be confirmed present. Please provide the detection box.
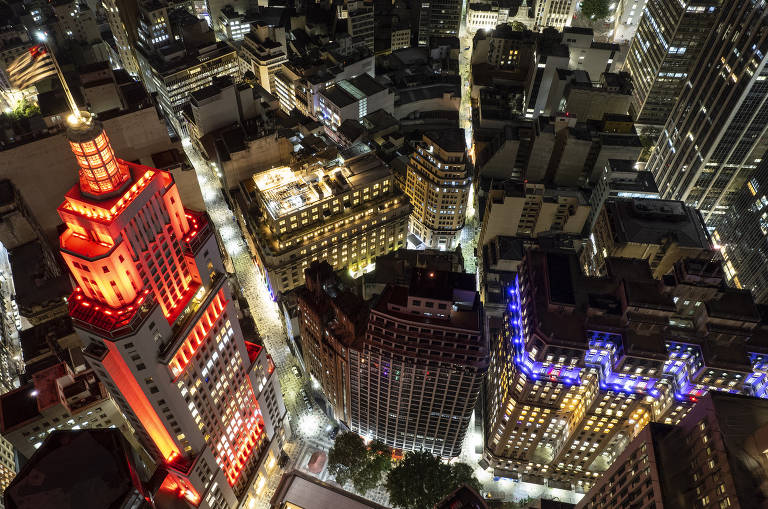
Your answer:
[59,118,283,509]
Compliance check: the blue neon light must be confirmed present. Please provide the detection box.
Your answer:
[507,276,582,385]
[502,279,768,402]
[663,343,706,401]
[747,353,768,399]
[585,331,660,397]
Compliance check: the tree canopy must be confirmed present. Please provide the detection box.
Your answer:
[10,99,39,120]
[580,0,610,19]
[385,450,482,509]
[327,432,392,494]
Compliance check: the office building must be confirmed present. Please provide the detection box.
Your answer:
[101,0,139,74]
[298,250,466,424]
[576,392,768,509]
[646,1,768,221]
[583,197,714,277]
[345,0,375,53]
[350,268,487,457]
[623,0,718,130]
[0,436,13,508]
[50,0,100,45]
[360,247,464,299]
[533,0,578,31]
[297,262,367,425]
[136,0,171,49]
[136,41,241,127]
[270,470,389,509]
[467,3,501,34]
[562,28,623,84]
[0,242,21,394]
[215,6,253,41]
[57,113,284,507]
[485,248,768,490]
[586,159,659,231]
[273,52,375,116]
[238,149,411,295]
[713,160,768,302]
[317,74,394,130]
[404,130,470,249]
[418,0,462,46]
[241,23,288,94]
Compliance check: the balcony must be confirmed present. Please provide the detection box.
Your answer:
[182,209,212,255]
[69,287,156,340]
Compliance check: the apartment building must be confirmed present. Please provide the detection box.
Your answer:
[478,181,590,248]
[404,129,470,250]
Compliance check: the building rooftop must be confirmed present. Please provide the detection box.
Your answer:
[606,198,712,249]
[602,170,659,196]
[10,241,71,312]
[425,128,466,153]
[321,73,387,108]
[251,153,390,220]
[4,429,150,509]
[408,268,476,303]
[361,109,399,133]
[270,470,389,508]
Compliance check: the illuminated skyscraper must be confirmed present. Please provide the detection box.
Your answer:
[647,2,768,220]
[623,0,719,130]
[484,248,768,492]
[57,113,284,508]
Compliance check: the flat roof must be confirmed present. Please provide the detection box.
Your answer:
[607,198,712,249]
[252,153,390,220]
[271,470,389,508]
[322,74,386,107]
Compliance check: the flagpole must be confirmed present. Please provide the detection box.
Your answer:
[43,43,81,121]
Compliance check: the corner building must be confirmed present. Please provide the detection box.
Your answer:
[485,249,768,491]
[404,130,470,250]
[57,114,280,508]
[350,269,488,457]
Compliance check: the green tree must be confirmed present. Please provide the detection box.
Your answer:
[11,99,39,120]
[508,21,527,31]
[327,432,392,494]
[353,439,392,493]
[580,0,610,19]
[385,450,481,509]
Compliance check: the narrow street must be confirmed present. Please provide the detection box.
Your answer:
[182,139,336,507]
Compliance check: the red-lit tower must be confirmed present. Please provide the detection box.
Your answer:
[58,114,281,508]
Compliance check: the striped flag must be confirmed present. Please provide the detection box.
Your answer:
[7,45,57,91]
